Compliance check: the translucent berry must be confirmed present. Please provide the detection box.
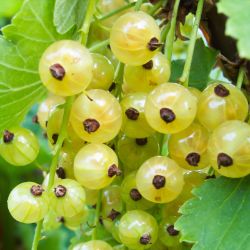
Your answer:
[8,182,48,223]
[110,11,161,65]
[169,123,210,170]
[197,83,248,131]
[136,156,184,203]
[0,127,39,166]
[208,120,250,178]
[70,89,122,143]
[39,40,93,96]
[145,83,197,134]
[74,143,120,189]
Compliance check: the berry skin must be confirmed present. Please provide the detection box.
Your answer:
[74,143,120,189]
[63,206,88,230]
[7,182,48,224]
[188,87,201,102]
[73,240,113,250]
[169,123,210,170]
[120,93,155,138]
[145,83,197,134]
[37,95,65,130]
[110,11,161,65]
[0,127,39,166]
[87,53,114,90]
[70,89,122,143]
[50,179,86,218]
[159,216,181,247]
[197,83,248,131]
[121,172,154,210]
[102,185,124,233]
[208,120,250,178]
[39,40,93,96]
[136,156,184,203]
[124,53,170,93]
[118,210,158,250]
[117,134,160,170]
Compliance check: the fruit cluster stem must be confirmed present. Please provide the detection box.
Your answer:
[134,0,144,11]
[80,0,97,45]
[89,39,110,52]
[236,66,245,89]
[31,220,42,250]
[98,2,135,21]
[165,0,181,62]
[179,0,204,87]
[92,190,103,240]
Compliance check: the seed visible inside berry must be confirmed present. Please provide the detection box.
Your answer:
[49,63,65,80]
[217,153,233,169]
[185,152,200,166]
[108,164,122,177]
[135,138,148,146]
[125,108,140,120]
[167,225,179,236]
[30,185,44,196]
[3,130,14,143]
[214,84,230,97]
[130,188,142,201]
[83,119,100,133]
[140,233,151,245]
[160,108,176,123]
[143,60,153,70]
[152,175,166,189]
[54,185,67,197]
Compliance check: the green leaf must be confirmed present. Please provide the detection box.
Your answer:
[217,0,250,60]
[0,0,74,132]
[175,176,250,250]
[53,0,88,34]
[170,39,218,90]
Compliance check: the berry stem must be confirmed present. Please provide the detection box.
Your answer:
[134,0,144,11]
[114,62,125,100]
[31,220,42,250]
[179,0,204,87]
[80,0,97,45]
[149,1,163,16]
[160,134,170,156]
[165,0,181,62]
[161,22,171,43]
[92,190,103,240]
[97,2,135,21]
[89,39,110,52]
[47,96,74,189]
[236,66,245,89]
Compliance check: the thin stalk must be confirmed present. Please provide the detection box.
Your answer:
[149,0,163,16]
[134,0,144,11]
[179,0,204,87]
[160,134,170,156]
[236,67,245,89]
[89,39,110,52]
[114,62,125,100]
[92,190,103,240]
[80,0,97,45]
[161,22,171,43]
[31,220,42,250]
[98,2,135,21]
[47,96,74,189]
[31,96,73,250]
[165,0,181,62]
